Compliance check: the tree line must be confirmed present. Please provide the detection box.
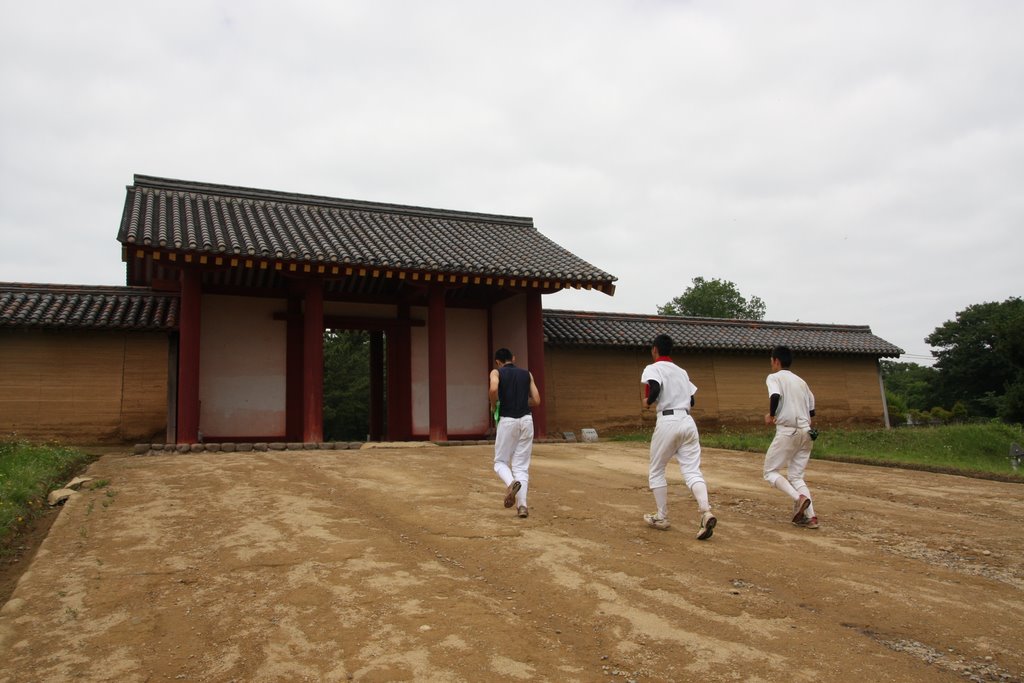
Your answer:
[882,297,1024,425]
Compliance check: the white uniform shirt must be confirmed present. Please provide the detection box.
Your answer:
[766,369,815,429]
[641,359,697,412]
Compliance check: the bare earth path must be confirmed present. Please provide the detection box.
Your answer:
[1,443,1021,682]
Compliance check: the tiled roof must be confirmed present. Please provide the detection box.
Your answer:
[0,283,178,331]
[543,309,903,357]
[118,175,616,293]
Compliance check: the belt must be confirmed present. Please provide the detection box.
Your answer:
[661,409,688,416]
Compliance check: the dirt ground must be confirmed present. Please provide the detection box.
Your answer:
[0,442,1021,683]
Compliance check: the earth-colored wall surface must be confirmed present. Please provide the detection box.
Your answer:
[0,330,168,443]
[1,327,887,446]
[545,347,887,434]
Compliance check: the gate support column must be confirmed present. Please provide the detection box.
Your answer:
[285,295,303,441]
[428,286,448,441]
[369,330,384,441]
[302,280,324,443]
[526,291,547,439]
[387,304,412,440]
[176,268,201,444]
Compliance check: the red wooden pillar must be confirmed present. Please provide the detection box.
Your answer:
[486,305,495,431]
[486,305,494,366]
[303,280,324,442]
[177,268,202,444]
[428,286,448,441]
[285,295,303,441]
[387,304,412,440]
[526,291,547,439]
[369,330,384,441]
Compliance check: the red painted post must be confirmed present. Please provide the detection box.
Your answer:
[303,280,324,443]
[285,295,303,441]
[387,304,412,441]
[176,268,202,444]
[428,286,448,441]
[369,330,384,441]
[526,291,547,439]
[486,305,495,432]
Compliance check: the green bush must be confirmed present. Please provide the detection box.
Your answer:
[0,441,93,547]
[886,389,907,426]
[907,409,930,425]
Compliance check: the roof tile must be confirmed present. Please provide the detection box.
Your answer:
[0,283,179,331]
[543,309,903,357]
[118,175,617,289]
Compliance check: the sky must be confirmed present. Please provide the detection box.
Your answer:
[2,1,1023,365]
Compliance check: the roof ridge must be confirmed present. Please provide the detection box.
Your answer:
[0,282,178,296]
[132,174,536,228]
[541,308,874,332]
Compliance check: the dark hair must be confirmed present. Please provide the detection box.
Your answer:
[771,345,793,368]
[652,334,673,356]
[494,348,514,363]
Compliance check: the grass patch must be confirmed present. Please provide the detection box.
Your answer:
[611,422,1024,481]
[0,441,94,552]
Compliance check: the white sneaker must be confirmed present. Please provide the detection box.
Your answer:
[503,481,521,508]
[794,515,819,529]
[792,495,811,523]
[697,511,717,540]
[643,513,670,530]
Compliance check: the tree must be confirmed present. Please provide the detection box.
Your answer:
[884,389,908,426]
[657,277,766,320]
[880,360,940,412]
[322,329,371,441]
[925,297,1024,421]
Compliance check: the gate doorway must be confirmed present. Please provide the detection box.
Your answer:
[322,329,388,442]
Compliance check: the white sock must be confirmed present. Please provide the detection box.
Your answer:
[796,484,815,517]
[652,486,668,518]
[771,476,800,500]
[690,481,711,513]
[494,463,513,487]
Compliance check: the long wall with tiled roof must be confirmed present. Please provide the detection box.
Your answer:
[1,282,901,440]
[0,286,902,358]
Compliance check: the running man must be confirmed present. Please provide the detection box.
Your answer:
[763,345,819,529]
[489,348,540,519]
[640,334,716,540]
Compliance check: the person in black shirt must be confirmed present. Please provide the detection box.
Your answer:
[488,347,541,518]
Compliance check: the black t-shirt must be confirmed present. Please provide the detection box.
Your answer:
[497,364,532,418]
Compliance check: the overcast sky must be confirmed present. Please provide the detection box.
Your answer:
[3,1,1022,364]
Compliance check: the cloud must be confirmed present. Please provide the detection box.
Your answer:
[2,1,1023,362]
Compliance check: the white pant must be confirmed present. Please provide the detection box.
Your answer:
[763,427,814,504]
[648,413,705,491]
[494,415,534,506]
